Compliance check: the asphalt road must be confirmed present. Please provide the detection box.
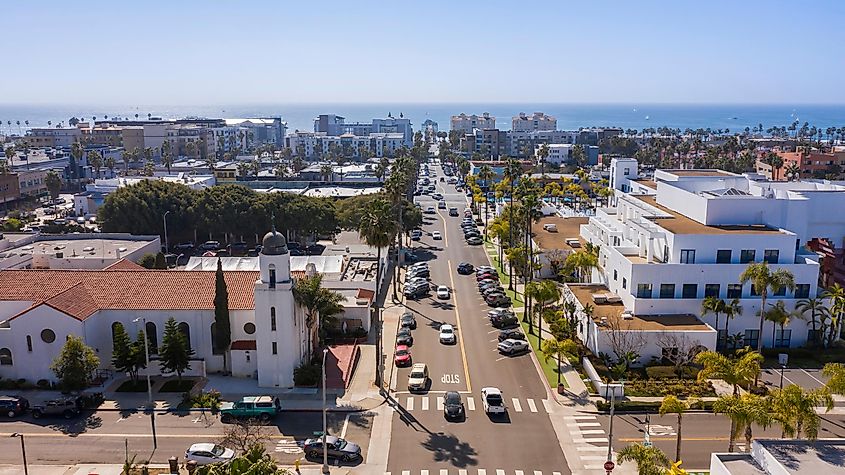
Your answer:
[386,160,570,475]
[0,409,374,467]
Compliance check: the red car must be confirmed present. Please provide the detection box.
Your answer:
[394,345,412,367]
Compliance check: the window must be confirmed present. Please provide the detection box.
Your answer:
[659,284,675,299]
[727,284,742,299]
[775,329,792,348]
[244,323,256,335]
[145,321,158,354]
[41,329,56,344]
[613,270,618,281]
[622,278,627,289]
[178,322,192,351]
[270,307,277,331]
[750,284,760,296]
[26,335,32,352]
[680,249,695,264]
[271,342,277,355]
[744,329,760,349]
[269,264,276,289]
[682,284,698,299]
[795,284,810,299]
[0,348,11,366]
[740,249,756,263]
[705,284,720,298]
[636,284,653,299]
[773,285,786,297]
[623,167,630,176]
[716,250,732,264]
[763,249,779,264]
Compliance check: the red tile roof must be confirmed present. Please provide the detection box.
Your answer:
[0,269,259,321]
[356,288,375,302]
[104,259,148,271]
[230,340,257,350]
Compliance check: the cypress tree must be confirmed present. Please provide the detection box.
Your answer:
[213,259,231,372]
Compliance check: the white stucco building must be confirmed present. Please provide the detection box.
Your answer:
[512,112,557,132]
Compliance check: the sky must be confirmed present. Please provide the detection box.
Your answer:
[3,0,845,105]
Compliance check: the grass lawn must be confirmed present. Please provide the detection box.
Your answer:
[159,379,195,393]
[115,380,150,392]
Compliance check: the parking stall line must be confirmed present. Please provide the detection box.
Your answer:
[421,397,429,411]
[512,398,522,412]
[406,397,414,411]
[467,396,476,411]
[436,396,444,411]
[440,470,448,475]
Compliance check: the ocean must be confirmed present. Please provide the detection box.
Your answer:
[1,103,844,135]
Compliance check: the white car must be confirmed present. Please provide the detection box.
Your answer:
[408,363,429,392]
[432,231,442,240]
[439,324,456,344]
[481,387,506,414]
[436,285,451,299]
[185,443,235,466]
[497,339,529,355]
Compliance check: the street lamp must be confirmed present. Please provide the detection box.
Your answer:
[10,433,27,475]
[133,316,157,449]
[162,210,171,253]
[321,348,330,474]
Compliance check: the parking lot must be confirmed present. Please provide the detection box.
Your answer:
[759,366,830,390]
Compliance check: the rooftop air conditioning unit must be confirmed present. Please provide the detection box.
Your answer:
[606,294,622,303]
[592,294,607,304]
[622,312,634,320]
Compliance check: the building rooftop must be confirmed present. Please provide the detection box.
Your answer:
[632,178,658,189]
[633,195,783,235]
[532,216,589,251]
[663,169,736,177]
[302,186,381,198]
[568,284,711,331]
[714,454,766,475]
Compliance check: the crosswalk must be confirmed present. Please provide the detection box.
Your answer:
[393,396,549,414]
[565,414,613,471]
[389,470,562,475]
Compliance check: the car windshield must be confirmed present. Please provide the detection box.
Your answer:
[410,371,425,379]
[396,349,409,356]
[486,394,503,405]
[441,327,453,334]
[211,445,226,456]
[334,438,347,449]
[445,393,461,405]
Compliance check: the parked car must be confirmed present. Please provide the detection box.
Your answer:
[400,311,417,329]
[443,391,465,421]
[448,208,459,217]
[31,398,80,419]
[425,206,436,214]
[439,324,456,344]
[404,285,429,300]
[487,294,512,308]
[394,345,412,367]
[0,395,29,417]
[198,241,221,252]
[432,231,442,240]
[396,327,414,346]
[466,236,483,245]
[488,308,515,319]
[303,436,362,463]
[438,201,447,209]
[498,328,526,342]
[498,339,530,355]
[185,443,235,466]
[219,396,281,423]
[436,285,451,299]
[407,267,430,279]
[491,313,519,328]
[407,363,429,392]
[481,387,506,415]
[410,230,422,241]
[227,242,249,256]
[456,262,474,274]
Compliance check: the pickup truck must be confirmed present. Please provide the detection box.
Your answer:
[219,396,281,423]
[481,387,506,415]
[31,398,80,419]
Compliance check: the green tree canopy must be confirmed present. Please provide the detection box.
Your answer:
[159,317,195,380]
[51,335,100,390]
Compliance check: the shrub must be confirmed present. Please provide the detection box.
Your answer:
[181,389,221,410]
[623,379,715,398]
[36,379,51,389]
[294,363,321,386]
[645,365,698,379]
[596,400,715,412]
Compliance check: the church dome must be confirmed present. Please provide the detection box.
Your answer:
[262,230,288,255]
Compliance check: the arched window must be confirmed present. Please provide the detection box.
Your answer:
[26,335,32,352]
[111,322,122,342]
[0,348,12,365]
[270,307,277,331]
[269,264,276,288]
[145,321,158,354]
[178,322,192,351]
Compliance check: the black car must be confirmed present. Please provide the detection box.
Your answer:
[174,242,195,254]
[498,328,526,342]
[488,295,513,309]
[404,286,429,300]
[396,328,414,346]
[456,262,474,275]
[443,391,465,421]
[0,395,29,417]
[400,311,417,329]
[303,436,362,463]
[491,313,519,328]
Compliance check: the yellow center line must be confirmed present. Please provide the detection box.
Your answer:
[448,258,472,393]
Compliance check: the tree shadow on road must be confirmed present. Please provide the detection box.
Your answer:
[430,300,455,311]
[421,431,479,468]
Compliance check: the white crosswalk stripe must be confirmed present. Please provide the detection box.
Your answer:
[584,465,606,470]
[421,470,429,475]
[459,470,467,475]
[564,415,597,420]
[515,470,524,475]
[440,470,448,475]
[477,469,486,475]
[526,399,537,413]
[496,470,505,475]
[553,472,562,475]
[398,396,551,413]
[573,437,609,443]
[581,455,607,461]
[567,422,601,427]
[512,398,522,412]
[467,397,476,411]
[577,446,607,452]
[542,399,554,413]
[534,471,543,475]
[406,397,414,411]
[421,397,429,411]
[577,429,606,435]
[402,471,410,475]
[437,397,444,411]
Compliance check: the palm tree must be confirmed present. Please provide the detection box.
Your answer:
[740,262,795,351]
[696,349,762,395]
[541,338,576,387]
[104,156,116,177]
[477,164,495,234]
[503,158,523,291]
[701,296,727,340]
[723,298,742,348]
[796,297,828,347]
[763,300,795,349]
[161,140,173,174]
[616,443,670,475]
[659,395,697,462]
[121,148,134,174]
[713,393,771,452]
[87,150,103,179]
[292,273,344,359]
[784,162,801,181]
[768,384,833,439]
[821,284,845,347]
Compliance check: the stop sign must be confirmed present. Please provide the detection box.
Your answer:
[604,461,615,471]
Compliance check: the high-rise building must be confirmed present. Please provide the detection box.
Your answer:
[511,112,556,132]
[451,113,495,133]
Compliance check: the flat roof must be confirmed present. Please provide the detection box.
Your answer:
[532,216,588,251]
[634,195,783,235]
[568,284,711,331]
[755,439,845,473]
[632,178,657,189]
[10,237,154,259]
[714,454,765,475]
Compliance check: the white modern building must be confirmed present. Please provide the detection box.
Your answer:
[710,439,845,474]
[575,158,844,354]
[0,233,160,270]
[313,115,413,147]
[535,144,575,165]
[286,131,405,159]
[450,113,495,133]
[512,112,557,132]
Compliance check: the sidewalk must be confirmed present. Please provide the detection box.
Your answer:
[0,464,353,475]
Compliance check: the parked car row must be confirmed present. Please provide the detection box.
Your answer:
[0,392,103,419]
[460,216,483,246]
[474,266,512,308]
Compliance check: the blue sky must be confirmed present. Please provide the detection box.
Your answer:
[3,0,844,105]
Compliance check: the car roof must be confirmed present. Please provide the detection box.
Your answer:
[411,363,427,371]
[482,387,502,395]
[307,435,340,445]
[440,324,454,330]
[189,443,217,452]
[242,396,274,403]
[438,285,448,290]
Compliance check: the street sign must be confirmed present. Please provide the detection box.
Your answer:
[604,461,615,471]
[778,353,788,366]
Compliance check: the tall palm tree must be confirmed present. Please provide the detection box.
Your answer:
[821,284,845,347]
[477,164,495,235]
[701,296,727,339]
[161,140,174,174]
[723,298,742,348]
[503,158,523,291]
[768,384,833,439]
[712,393,771,452]
[659,395,697,462]
[87,150,103,179]
[540,338,577,387]
[695,349,762,396]
[740,262,795,351]
[796,297,829,347]
[616,443,670,475]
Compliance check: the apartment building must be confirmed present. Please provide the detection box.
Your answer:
[756,146,845,180]
[578,159,845,352]
[508,130,578,157]
[462,128,508,159]
[512,112,557,132]
[24,127,83,148]
[313,115,413,147]
[533,143,600,166]
[450,113,495,133]
[286,131,405,159]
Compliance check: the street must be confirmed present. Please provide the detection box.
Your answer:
[385,163,570,475]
